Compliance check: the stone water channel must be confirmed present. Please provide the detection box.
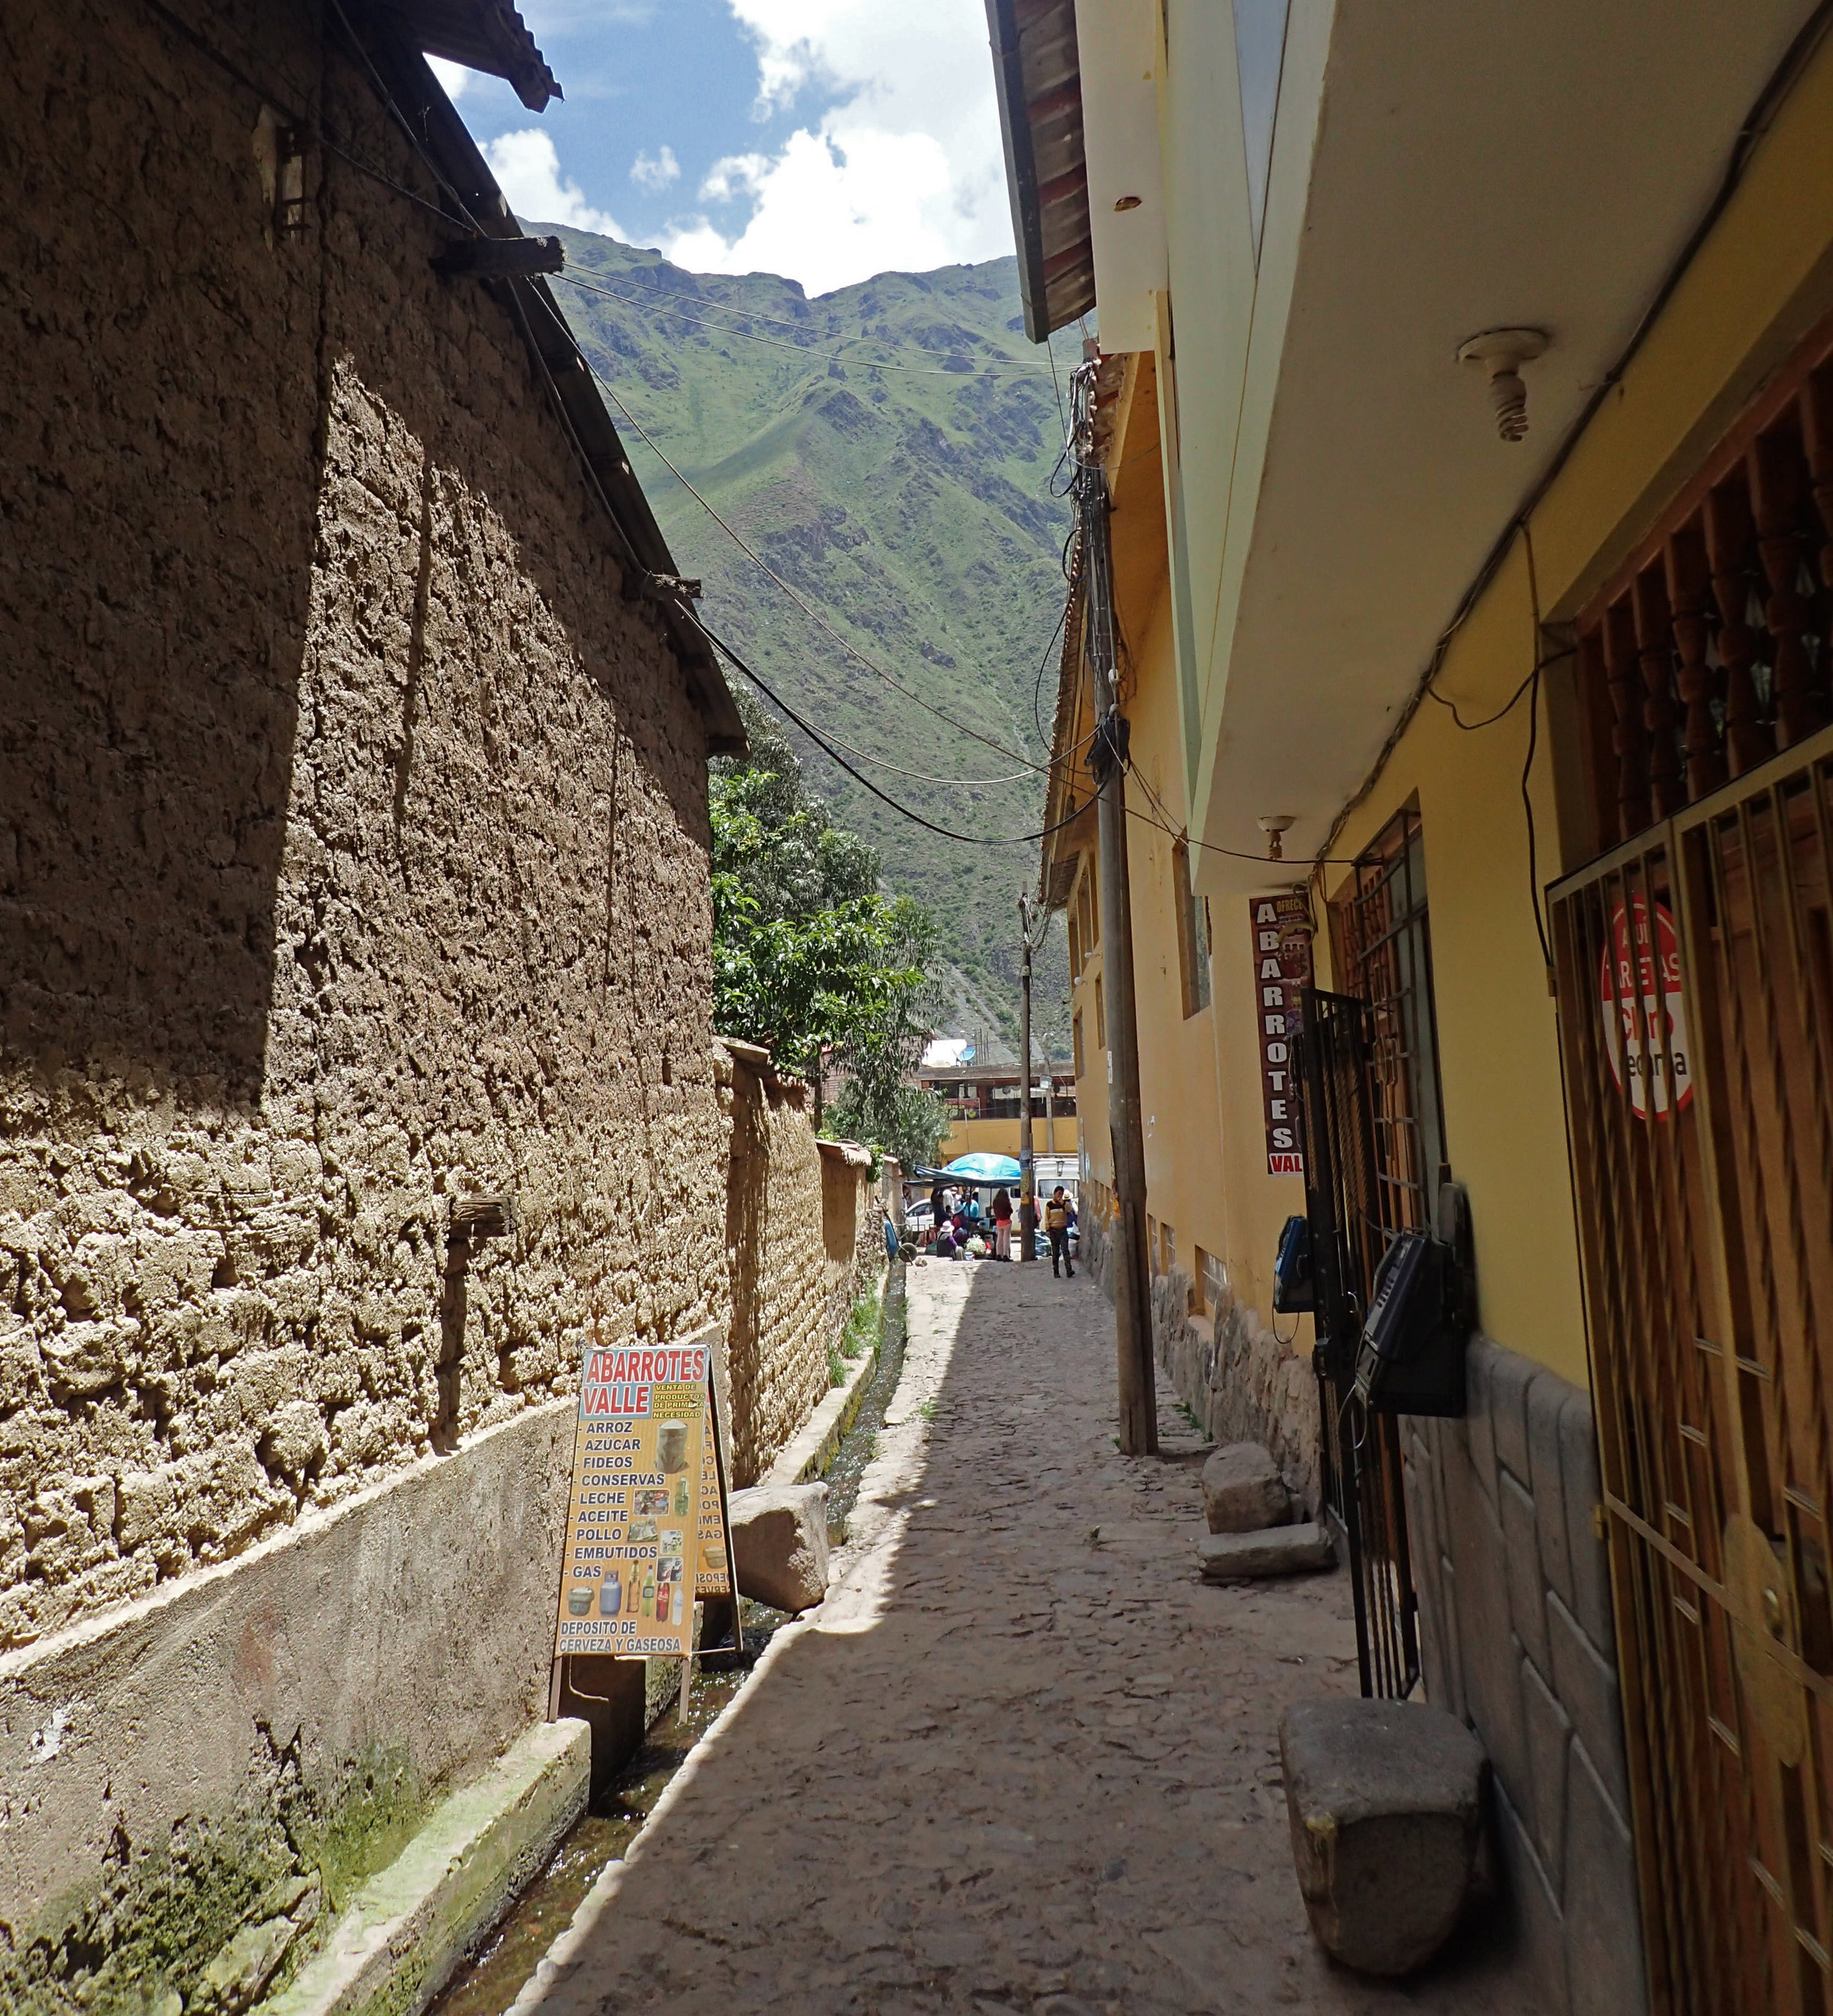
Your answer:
[428,1270,911,2016]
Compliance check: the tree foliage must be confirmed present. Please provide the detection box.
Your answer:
[710,698,949,1171]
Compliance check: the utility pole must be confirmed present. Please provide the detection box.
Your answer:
[1018,897,1035,1262]
[1073,353,1157,1454]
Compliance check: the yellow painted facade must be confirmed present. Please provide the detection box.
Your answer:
[1057,22,1833,1399]
[938,1114,1080,1162]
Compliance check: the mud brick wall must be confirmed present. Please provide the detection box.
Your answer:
[818,1137,878,1342]
[0,0,730,1658]
[716,1045,831,1486]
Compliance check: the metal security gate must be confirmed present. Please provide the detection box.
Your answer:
[1298,985,1421,1700]
[1550,721,1833,2016]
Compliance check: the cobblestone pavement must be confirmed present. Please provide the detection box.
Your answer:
[519,1262,1543,2016]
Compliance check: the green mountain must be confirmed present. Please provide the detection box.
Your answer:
[545,229,1077,1053]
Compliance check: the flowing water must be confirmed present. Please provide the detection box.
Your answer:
[430,1264,908,2015]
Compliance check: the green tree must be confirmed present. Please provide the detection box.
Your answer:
[710,697,947,1174]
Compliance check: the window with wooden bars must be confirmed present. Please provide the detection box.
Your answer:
[1576,314,1833,852]
[1329,806,1448,1244]
[1173,839,1212,1017]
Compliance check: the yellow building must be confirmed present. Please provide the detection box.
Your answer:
[991,4,1833,2011]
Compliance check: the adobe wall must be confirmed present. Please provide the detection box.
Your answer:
[0,4,733,2007]
[716,1045,831,1486]
[0,0,727,1660]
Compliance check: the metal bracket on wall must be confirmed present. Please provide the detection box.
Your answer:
[433,235,565,279]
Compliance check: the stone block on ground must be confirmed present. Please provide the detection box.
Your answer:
[1279,1698,1488,1977]
[1201,1441,1291,1533]
[729,1482,830,1614]
[1197,1522,1333,1581]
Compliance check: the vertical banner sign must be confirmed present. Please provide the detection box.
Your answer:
[554,1331,710,1660]
[1248,894,1313,1175]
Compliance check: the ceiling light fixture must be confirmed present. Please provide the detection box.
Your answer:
[1258,814,1296,861]
[1456,328,1549,443]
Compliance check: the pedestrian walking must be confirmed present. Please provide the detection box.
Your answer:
[991,1185,1013,1261]
[1046,1186,1074,1277]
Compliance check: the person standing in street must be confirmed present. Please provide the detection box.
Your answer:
[1046,1186,1074,1277]
[991,1185,1013,1261]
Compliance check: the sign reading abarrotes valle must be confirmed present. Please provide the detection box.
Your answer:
[1248,894,1314,1177]
[554,1329,712,1660]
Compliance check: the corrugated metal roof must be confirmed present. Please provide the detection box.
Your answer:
[376,0,559,109]
[985,0,1094,343]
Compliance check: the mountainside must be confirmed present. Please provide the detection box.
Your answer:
[545,229,1077,1051]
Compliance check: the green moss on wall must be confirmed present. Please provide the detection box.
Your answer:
[0,1741,427,2016]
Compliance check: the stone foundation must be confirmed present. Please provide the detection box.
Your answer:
[1403,1338,1647,2016]
[1080,1213,1319,1509]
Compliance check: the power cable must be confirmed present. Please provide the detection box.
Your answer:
[556,271,1046,380]
[1315,0,1833,877]
[694,618,1096,848]
[132,0,471,229]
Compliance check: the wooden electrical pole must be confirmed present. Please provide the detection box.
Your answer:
[1018,899,1035,1262]
[1075,358,1157,1454]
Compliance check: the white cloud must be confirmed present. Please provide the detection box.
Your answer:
[482,130,625,236]
[630,144,681,192]
[427,55,470,102]
[662,0,1013,295]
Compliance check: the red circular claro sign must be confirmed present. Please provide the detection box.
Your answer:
[1599,894,1692,1119]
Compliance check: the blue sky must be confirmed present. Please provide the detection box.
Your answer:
[433,1,1018,297]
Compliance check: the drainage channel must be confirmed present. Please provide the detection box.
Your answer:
[430,1266,908,2015]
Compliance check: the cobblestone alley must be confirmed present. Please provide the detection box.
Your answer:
[514,1262,1540,2016]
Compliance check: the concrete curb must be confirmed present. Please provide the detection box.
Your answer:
[763,1266,888,1487]
[263,1719,590,2016]
[503,1613,814,2016]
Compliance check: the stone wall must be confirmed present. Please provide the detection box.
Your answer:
[716,1044,831,1487]
[1403,1339,1646,2016]
[1080,1209,1319,1506]
[1149,1269,1321,1511]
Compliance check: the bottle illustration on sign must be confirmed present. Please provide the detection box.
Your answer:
[599,1570,621,1617]
[671,1576,684,1626]
[643,1567,656,1618]
[674,1476,689,1517]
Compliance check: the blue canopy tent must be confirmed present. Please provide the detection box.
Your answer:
[943,1152,1022,1185]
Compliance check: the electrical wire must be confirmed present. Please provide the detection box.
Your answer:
[1521,523,1555,974]
[556,271,1046,380]
[694,617,1099,848]
[1315,0,1833,878]
[132,0,470,229]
